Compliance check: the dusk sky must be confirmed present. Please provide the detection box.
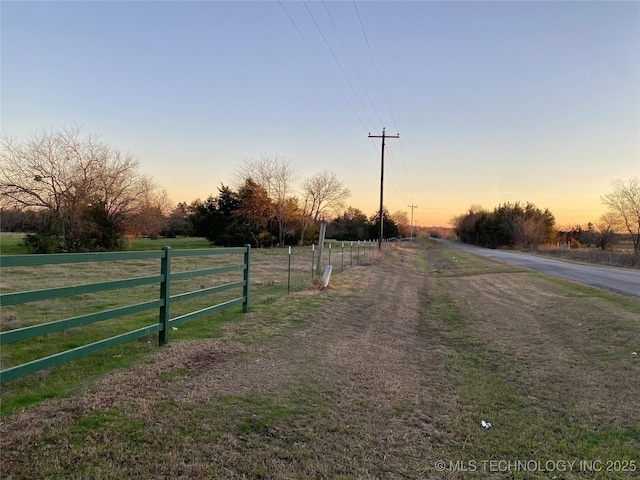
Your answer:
[2,1,639,227]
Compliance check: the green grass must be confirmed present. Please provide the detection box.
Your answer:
[0,232,30,255]
[1,304,247,416]
[416,243,640,478]
[541,274,640,314]
[0,233,215,256]
[121,236,213,251]
[1,339,157,416]
[0,241,366,416]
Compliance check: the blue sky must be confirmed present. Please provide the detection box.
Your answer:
[2,0,639,227]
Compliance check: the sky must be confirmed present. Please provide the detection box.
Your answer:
[2,0,639,228]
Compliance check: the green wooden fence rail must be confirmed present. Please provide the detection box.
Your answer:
[0,245,251,383]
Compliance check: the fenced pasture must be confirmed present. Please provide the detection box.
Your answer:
[0,246,250,383]
[0,238,376,413]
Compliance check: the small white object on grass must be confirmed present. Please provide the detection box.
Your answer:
[481,420,491,429]
[172,327,178,331]
[632,352,638,356]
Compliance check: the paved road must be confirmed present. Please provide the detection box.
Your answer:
[438,240,640,299]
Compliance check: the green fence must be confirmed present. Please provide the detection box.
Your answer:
[0,245,250,383]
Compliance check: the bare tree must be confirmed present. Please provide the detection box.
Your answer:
[0,126,161,250]
[601,177,640,252]
[300,170,351,243]
[390,210,410,238]
[595,212,618,250]
[235,153,298,245]
[514,216,547,249]
[123,180,172,238]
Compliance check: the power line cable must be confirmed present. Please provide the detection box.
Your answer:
[353,1,416,205]
[278,1,371,133]
[302,0,377,131]
[397,138,415,203]
[353,1,400,132]
[280,1,414,212]
[385,143,412,205]
[321,0,385,129]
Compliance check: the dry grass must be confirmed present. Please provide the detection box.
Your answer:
[532,246,640,269]
[1,242,639,479]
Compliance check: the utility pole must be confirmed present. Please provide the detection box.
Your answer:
[408,204,417,242]
[369,128,399,250]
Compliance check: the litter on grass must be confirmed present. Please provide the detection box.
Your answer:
[481,420,492,429]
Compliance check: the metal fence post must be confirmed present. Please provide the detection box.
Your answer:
[159,245,171,346]
[350,241,353,266]
[243,244,251,312]
[328,242,332,266]
[341,242,344,270]
[311,244,315,279]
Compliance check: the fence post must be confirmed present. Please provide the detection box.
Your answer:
[287,245,291,294]
[159,245,171,346]
[311,244,315,279]
[350,241,353,266]
[328,242,332,266]
[243,244,251,313]
[341,242,344,270]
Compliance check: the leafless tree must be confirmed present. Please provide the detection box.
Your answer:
[514,216,547,249]
[301,170,351,222]
[595,212,618,250]
[390,210,410,238]
[235,153,298,245]
[0,126,163,249]
[601,177,640,252]
[300,170,351,243]
[122,180,172,238]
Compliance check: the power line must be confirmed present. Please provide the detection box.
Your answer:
[385,143,412,205]
[280,1,415,215]
[353,1,400,132]
[353,1,415,206]
[321,0,385,129]
[302,0,377,131]
[278,1,370,133]
[393,138,416,204]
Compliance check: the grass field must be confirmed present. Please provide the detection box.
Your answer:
[0,234,376,416]
[1,241,638,479]
[0,233,215,255]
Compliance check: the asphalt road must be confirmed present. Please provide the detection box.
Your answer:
[438,240,640,299]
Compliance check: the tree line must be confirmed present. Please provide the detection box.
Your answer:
[452,202,556,249]
[452,176,640,252]
[0,127,406,252]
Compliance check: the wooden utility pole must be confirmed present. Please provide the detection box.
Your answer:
[408,204,417,242]
[368,128,399,250]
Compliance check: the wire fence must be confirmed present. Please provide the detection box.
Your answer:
[0,239,389,385]
[248,241,380,303]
